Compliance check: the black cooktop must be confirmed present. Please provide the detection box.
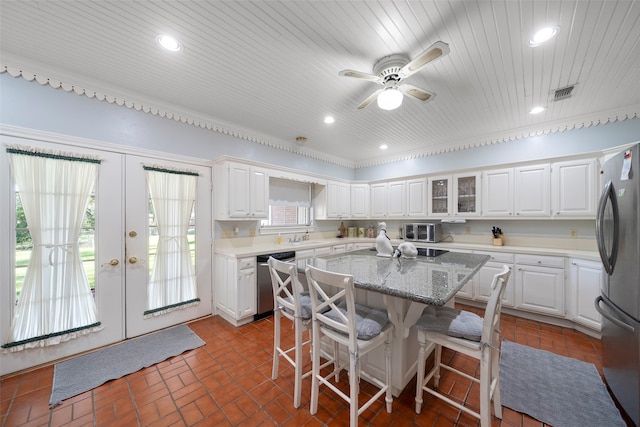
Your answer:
[416,248,449,257]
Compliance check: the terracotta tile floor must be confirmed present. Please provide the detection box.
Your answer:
[0,304,624,426]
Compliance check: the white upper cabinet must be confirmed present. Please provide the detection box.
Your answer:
[514,164,550,216]
[387,180,407,217]
[215,161,268,219]
[453,172,481,217]
[315,180,350,219]
[370,182,389,218]
[406,178,427,217]
[551,159,597,217]
[482,168,514,216]
[428,175,452,217]
[370,179,424,218]
[350,183,370,218]
[215,154,599,222]
[426,173,480,218]
[483,163,553,218]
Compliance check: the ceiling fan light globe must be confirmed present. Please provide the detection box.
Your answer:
[377,88,403,110]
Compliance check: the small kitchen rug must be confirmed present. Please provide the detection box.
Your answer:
[499,340,625,427]
[50,324,204,407]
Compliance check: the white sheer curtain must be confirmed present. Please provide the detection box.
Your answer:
[145,167,199,316]
[3,147,102,352]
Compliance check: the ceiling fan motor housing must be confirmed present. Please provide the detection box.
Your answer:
[374,53,410,83]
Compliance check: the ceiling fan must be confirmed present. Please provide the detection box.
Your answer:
[339,41,450,110]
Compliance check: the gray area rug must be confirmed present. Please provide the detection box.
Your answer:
[500,339,625,427]
[50,324,204,407]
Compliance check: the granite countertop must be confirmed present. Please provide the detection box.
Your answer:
[301,249,490,306]
[214,237,600,261]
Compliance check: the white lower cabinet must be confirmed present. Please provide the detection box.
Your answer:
[514,254,564,317]
[458,251,592,328]
[567,258,603,331]
[470,251,515,306]
[214,255,256,326]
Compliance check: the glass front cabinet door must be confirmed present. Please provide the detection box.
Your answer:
[453,172,481,216]
[428,175,452,217]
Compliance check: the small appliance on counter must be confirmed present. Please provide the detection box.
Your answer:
[403,223,443,243]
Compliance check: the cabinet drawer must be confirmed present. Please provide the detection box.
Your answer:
[474,251,514,264]
[238,257,255,270]
[515,254,564,268]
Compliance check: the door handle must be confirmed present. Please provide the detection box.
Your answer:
[595,296,634,332]
[109,259,119,266]
[595,180,619,275]
[129,257,138,264]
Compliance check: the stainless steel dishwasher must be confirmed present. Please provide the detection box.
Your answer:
[255,251,296,320]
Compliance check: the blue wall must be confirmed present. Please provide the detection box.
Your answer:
[2,72,638,182]
[0,74,355,180]
[356,119,640,181]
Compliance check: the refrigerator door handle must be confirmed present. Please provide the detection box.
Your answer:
[595,180,619,275]
[595,295,635,333]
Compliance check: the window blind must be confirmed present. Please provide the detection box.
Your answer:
[269,178,311,207]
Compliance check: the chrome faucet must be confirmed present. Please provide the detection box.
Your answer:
[288,234,300,243]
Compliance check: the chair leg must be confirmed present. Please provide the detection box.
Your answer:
[491,346,503,419]
[415,332,427,414]
[433,344,442,388]
[310,322,320,416]
[479,347,491,427]
[333,340,340,382]
[293,318,303,409]
[349,351,358,427]
[384,333,393,413]
[272,311,280,380]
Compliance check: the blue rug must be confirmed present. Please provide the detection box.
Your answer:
[50,325,204,407]
[500,340,625,427]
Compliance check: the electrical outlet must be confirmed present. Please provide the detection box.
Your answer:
[249,229,256,237]
[465,226,471,235]
[569,229,578,238]
[222,230,232,238]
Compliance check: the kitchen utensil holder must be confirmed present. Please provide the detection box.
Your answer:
[492,237,504,246]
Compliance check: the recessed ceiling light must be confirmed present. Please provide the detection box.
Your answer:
[324,116,335,124]
[529,26,560,47]
[530,106,546,115]
[156,34,183,52]
[379,144,388,150]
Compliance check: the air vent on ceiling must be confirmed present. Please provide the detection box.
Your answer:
[553,85,575,101]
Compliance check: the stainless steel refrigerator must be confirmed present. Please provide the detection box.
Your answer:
[595,143,640,426]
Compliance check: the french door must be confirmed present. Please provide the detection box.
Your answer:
[0,137,211,376]
[123,155,211,338]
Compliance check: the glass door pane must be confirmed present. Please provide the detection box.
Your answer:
[457,175,477,214]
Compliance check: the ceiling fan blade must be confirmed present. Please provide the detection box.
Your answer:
[339,69,382,84]
[356,89,383,109]
[398,84,435,102]
[399,41,450,79]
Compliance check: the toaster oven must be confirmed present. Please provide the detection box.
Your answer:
[404,223,443,243]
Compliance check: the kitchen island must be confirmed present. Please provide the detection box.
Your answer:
[299,248,490,395]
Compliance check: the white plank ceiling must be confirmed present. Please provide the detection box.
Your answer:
[1,1,639,168]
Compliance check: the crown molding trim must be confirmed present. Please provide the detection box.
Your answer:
[353,106,640,168]
[1,64,355,169]
[3,64,637,171]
